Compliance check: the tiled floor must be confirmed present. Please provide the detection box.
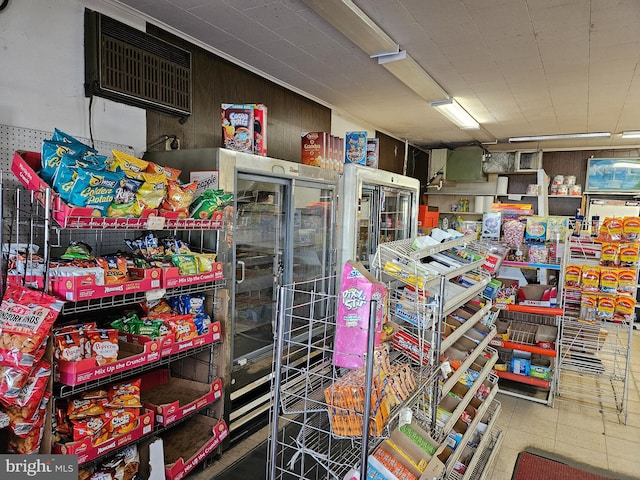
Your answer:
[197,329,640,479]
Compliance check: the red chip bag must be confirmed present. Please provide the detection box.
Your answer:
[72,414,107,442]
[0,360,50,410]
[10,391,50,438]
[55,330,84,362]
[67,397,108,420]
[107,379,142,409]
[0,364,31,398]
[85,329,119,366]
[0,285,63,371]
[105,408,139,436]
[8,411,46,453]
[173,316,197,342]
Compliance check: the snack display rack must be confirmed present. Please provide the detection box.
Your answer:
[556,235,635,423]
[0,129,228,477]
[267,234,503,480]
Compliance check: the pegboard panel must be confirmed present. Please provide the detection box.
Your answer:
[0,123,135,190]
[0,124,138,257]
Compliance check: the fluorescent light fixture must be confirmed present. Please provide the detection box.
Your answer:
[429,99,480,130]
[302,0,448,102]
[621,131,640,138]
[509,132,611,142]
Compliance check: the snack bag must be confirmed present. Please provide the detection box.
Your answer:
[8,391,49,438]
[67,397,108,420]
[41,138,97,185]
[0,360,50,409]
[107,379,142,409]
[564,264,582,287]
[68,168,125,215]
[146,162,181,182]
[105,408,140,436]
[160,181,198,217]
[173,317,198,342]
[85,329,119,366]
[72,414,107,443]
[195,253,217,273]
[110,150,149,175]
[135,172,167,210]
[600,243,619,266]
[618,268,637,294]
[622,216,640,241]
[580,266,600,293]
[55,329,84,362]
[171,254,198,275]
[619,244,639,266]
[597,296,615,319]
[0,285,64,372]
[599,268,619,294]
[96,256,129,284]
[615,295,636,322]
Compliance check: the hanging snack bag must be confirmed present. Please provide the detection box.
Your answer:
[618,268,637,294]
[564,265,582,287]
[619,243,639,266]
[9,391,50,438]
[615,295,636,322]
[85,329,119,366]
[135,172,167,210]
[160,181,198,217]
[68,168,125,215]
[599,268,619,294]
[0,285,63,372]
[600,243,619,266]
[597,217,624,243]
[580,293,598,319]
[580,266,600,293]
[622,216,640,241]
[0,361,51,410]
[597,296,615,320]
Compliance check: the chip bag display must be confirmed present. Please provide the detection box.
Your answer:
[0,285,64,372]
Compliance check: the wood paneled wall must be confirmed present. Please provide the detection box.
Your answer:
[146,26,331,162]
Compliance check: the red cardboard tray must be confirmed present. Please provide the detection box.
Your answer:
[50,268,162,302]
[11,151,223,230]
[158,322,221,357]
[161,265,224,289]
[163,416,228,480]
[53,410,154,465]
[54,334,162,386]
[141,369,223,427]
[6,274,45,290]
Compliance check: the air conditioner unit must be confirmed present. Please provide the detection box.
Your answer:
[84,10,192,118]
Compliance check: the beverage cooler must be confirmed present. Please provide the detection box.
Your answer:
[338,163,420,269]
[145,148,339,442]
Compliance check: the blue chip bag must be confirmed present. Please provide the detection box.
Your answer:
[182,294,206,316]
[52,128,94,150]
[41,140,93,186]
[192,313,211,335]
[52,155,81,203]
[112,176,143,205]
[167,296,183,314]
[68,168,125,215]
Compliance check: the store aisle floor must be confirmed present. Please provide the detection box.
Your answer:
[490,328,640,479]
[196,329,640,480]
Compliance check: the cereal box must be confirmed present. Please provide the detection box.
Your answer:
[301,132,327,167]
[221,104,254,153]
[366,138,380,168]
[333,261,387,369]
[345,131,367,165]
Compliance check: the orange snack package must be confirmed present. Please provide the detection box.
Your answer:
[85,329,119,366]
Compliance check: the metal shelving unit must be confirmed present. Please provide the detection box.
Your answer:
[268,235,503,479]
[556,235,635,423]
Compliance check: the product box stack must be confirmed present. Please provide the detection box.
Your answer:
[301,131,344,172]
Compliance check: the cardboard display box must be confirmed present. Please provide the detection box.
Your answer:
[162,415,228,480]
[55,334,162,386]
[518,284,557,307]
[141,369,223,427]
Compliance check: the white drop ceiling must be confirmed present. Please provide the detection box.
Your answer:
[113,0,640,151]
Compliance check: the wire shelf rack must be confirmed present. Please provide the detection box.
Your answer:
[557,316,632,422]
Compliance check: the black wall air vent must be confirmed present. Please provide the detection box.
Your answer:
[85,9,191,118]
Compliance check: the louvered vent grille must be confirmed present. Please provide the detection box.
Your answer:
[86,10,191,117]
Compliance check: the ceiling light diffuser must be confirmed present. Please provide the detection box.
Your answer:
[509,132,611,142]
[429,99,480,130]
[621,131,640,138]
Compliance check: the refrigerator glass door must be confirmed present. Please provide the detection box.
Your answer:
[233,174,288,366]
[379,186,413,243]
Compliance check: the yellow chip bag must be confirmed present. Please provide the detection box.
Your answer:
[195,253,217,273]
[135,172,167,209]
[110,150,149,174]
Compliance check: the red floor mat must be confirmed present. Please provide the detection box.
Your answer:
[513,452,614,480]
